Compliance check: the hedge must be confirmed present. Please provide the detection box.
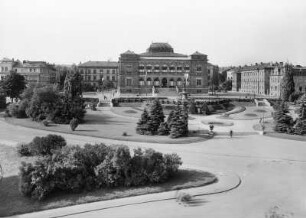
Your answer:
[19,144,182,200]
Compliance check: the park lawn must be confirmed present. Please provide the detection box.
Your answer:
[0,144,217,217]
[3,109,212,144]
[253,120,306,141]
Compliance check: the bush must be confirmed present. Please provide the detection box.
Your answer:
[19,144,182,200]
[17,143,31,156]
[42,119,49,126]
[0,95,6,109]
[7,102,27,118]
[70,118,79,131]
[19,134,67,156]
[122,132,127,136]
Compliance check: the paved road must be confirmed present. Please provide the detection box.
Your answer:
[1,113,306,218]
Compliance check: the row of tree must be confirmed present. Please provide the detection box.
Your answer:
[136,100,189,138]
[3,71,86,124]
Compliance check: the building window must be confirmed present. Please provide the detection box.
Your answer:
[162,65,168,71]
[196,66,202,71]
[139,65,144,70]
[126,78,132,86]
[107,76,110,80]
[139,79,144,86]
[93,69,96,74]
[147,78,152,86]
[177,66,182,71]
[146,65,152,70]
[112,69,115,74]
[107,69,110,74]
[169,66,175,71]
[184,66,190,71]
[112,76,115,81]
[196,79,202,86]
[154,78,160,86]
[126,71,132,75]
[154,65,160,70]
[100,69,103,73]
[93,76,96,81]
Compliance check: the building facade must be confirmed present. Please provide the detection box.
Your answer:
[240,64,273,95]
[293,67,306,93]
[0,58,19,81]
[15,61,56,84]
[78,61,119,89]
[207,63,219,90]
[0,58,56,84]
[231,68,241,92]
[118,43,208,94]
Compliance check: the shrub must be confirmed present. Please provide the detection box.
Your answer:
[122,132,127,136]
[19,143,182,200]
[7,102,27,118]
[42,119,49,126]
[17,143,31,156]
[70,118,79,131]
[0,95,6,109]
[19,134,67,156]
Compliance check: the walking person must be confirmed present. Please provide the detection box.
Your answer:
[229,129,233,138]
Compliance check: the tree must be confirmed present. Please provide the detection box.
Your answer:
[220,80,232,92]
[157,122,170,135]
[294,104,306,135]
[169,103,188,138]
[136,109,149,135]
[2,71,26,101]
[280,64,295,102]
[189,100,197,114]
[26,86,61,121]
[273,101,293,133]
[148,99,165,134]
[101,80,115,90]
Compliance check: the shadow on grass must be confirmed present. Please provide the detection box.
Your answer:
[0,169,217,217]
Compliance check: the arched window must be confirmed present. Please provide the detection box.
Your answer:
[169,78,175,87]
[147,77,152,86]
[154,78,160,86]
[162,65,168,71]
[177,78,182,86]
[139,78,145,86]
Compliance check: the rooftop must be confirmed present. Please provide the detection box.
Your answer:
[79,61,118,68]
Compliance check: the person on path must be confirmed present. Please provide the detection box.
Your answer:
[229,130,233,138]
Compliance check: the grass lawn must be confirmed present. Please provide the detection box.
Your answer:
[253,120,306,141]
[0,144,217,217]
[3,109,212,144]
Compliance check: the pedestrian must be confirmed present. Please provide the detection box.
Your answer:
[229,130,233,138]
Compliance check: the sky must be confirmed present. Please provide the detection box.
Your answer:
[0,0,306,66]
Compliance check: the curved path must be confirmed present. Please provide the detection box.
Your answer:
[1,109,306,218]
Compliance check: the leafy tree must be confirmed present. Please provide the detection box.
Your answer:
[26,86,61,121]
[2,71,26,101]
[220,80,232,92]
[101,80,115,90]
[280,64,295,102]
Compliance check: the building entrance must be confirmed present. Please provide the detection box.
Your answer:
[162,78,167,87]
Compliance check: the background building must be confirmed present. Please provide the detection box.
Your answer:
[0,58,19,81]
[118,42,208,95]
[240,63,273,95]
[78,61,118,89]
[231,67,242,92]
[0,58,56,84]
[207,63,219,91]
[15,61,56,84]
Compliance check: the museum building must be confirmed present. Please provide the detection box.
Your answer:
[118,43,209,94]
